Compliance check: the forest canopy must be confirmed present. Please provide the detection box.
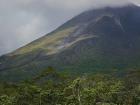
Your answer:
[0,67,139,105]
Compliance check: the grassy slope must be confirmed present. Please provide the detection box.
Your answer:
[12,26,77,55]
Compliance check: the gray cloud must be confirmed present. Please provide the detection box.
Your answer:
[0,0,140,55]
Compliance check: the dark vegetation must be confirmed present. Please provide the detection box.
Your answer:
[0,67,139,105]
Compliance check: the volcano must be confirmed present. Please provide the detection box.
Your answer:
[0,4,140,81]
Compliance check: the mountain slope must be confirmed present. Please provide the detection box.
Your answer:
[0,4,140,81]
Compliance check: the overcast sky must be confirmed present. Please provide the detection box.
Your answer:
[0,0,140,55]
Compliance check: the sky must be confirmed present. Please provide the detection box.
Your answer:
[0,0,140,55]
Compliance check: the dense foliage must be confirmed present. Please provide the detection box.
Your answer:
[0,67,139,105]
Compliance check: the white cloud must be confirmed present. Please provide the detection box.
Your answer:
[16,16,45,43]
